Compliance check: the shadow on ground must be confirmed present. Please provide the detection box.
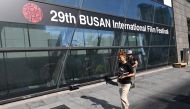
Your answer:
[104,76,118,86]
[51,104,70,109]
[81,95,121,109]
[132,69,190,109]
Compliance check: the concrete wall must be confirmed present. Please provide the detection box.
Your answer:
[173,0,190,62]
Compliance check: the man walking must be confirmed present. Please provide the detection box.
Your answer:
[127,50,138,88]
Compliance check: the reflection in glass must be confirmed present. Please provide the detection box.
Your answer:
[155,0,164,3]
[170,28,176,45]
[168,47,177,64]
[72,29,114,47]
[121,48,148,70]
[0,23,29,47]
[29,25,75,47]
[3,50,66,96]
[60,49,116,85]
[150,34,170,45]
[128,33,138,46]
[45,27,75,47]
[126,0,154,22]
[82,0,127,16]
[154,3,173,26]
[0,53,7,94]
[0,23,76,48]
[0,0,177,101]
[147,47,169,67]
[36,0,82,8]
[121,32,150,46]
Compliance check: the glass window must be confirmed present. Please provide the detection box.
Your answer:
[126,0,154,22]
[35,0,82,8]
[29,25,75,47]
[128,33,137,46]
[106,49,119,76]
[0,22,76,48]
[147,47,169,67]
[71,29,114,47]
[71,29,88,47]
[113,32,123,46]
[170,27,176,45]
[154,3,173,26]
[82,0,127,16]
[3,50,67,96]
[168,47,177,64]
[150,34,170,45]
[59,49,113,85]
[134,48,149,70]
[98,31,114,46]
[154,0,164,3]
[121,32,150,46]
[0,23,29,47]
[0,53,7,94]
[122,48,149,70]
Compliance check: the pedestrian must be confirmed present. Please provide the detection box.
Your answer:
[117,50,135,109]
[127,49,138,88]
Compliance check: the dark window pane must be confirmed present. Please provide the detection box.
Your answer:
[35,0,82,8]
[170,28,176,45]
[147,47,169,67]
[126,0,154,22]
[121,32,150,46]
[121,48,149,70]
[82,0,127,16]
[127,33,138,46]
[60,49,114,85]
[113,32,123,46]
[135,48,149,70]
[154,0,164,3]
[154,3,173,26]
[168,47,177,64]
[150,34,170,45]
[0,53,7,94]
[3,50,66,97]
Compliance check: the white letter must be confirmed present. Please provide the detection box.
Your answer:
[99,18,105,27]
[79,15,86,25]
[69,13,76,24]
[105,19,111,28]
[93,17,99,27]
[86,16,93,26]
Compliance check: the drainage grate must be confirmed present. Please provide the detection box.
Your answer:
[51,104,70,109]
[173,95,190,105]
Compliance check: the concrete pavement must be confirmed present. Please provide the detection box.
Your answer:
[1,66,190,109]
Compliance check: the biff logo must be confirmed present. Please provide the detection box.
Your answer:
[22,2,43,23]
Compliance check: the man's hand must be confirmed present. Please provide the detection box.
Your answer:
[118,72,135,79]
[132,60,138,67]
[127,72,135,77]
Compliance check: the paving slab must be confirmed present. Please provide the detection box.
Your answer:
[1,66,190,109]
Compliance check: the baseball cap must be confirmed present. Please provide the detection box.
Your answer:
[127,50,133,55]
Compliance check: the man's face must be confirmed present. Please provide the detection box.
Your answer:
[128,54,132,57]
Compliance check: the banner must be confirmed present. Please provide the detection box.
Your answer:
[0,0,171,35]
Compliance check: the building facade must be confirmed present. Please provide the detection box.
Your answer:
[173,0,190,62]
[0,0,176,102]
